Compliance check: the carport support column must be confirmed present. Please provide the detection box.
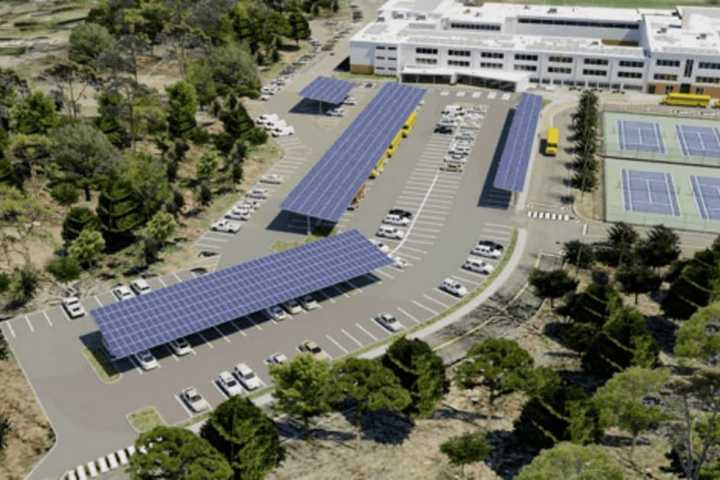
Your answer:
[306,216,312,236]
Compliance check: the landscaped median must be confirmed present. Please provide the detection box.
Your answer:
[178,228,521,430]
[81,347,121,384]
[127,406,166,433]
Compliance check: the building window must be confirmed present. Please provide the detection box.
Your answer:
[480,62,503,69]
[416,47,438,55]
[618,71,642,79]
[584,58,609,66]
[583,69,607,76]
[549,56,573,64]
[450,22,501,31]
[517,18,638,29]
[654,73,678,81]
[376,46,386,50]
[376,56,385,60]
[514,64,537,72]
[697,76,720,84]
[481,51,504,59]
[656,59,681,68]
[388,57,396,61]
[416,57,438,65]
[619,60,644,68]
[548,66,572,74]
[448,60,470,67]
[515,54,538,61]
[388,46,397,51]
[388,67,396,71]
[448,49,471,57]
[699,62,720,70]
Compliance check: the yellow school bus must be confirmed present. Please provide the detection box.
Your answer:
[402,111,417,137]
[370,156,386,179]
[545,127,559,156]
[662,93,711,108]
[387,130,404,157]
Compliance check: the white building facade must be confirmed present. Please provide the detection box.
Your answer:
[350,0,720,94]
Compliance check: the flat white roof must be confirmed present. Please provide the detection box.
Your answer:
[402,64,530,82]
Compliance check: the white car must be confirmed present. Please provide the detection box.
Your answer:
[326,108,344,117]
[471,242,503,259]
[112,285,135,302]
[62,296,85,318]
[369,239,391,254]
[383,214,410,226]
[299,294,319,310]
[255,114,279,126]
[282,299,303,315]
[217,370,244,397]
[440,278,468,297]
[377,225,405,240]
[236,199,260,211]
[130,278,152,295]
[390,255,408,269]
[375,312,403,332]
[266,352,288,365]
[134,350,159,370]
[463,258,495,275]
[225,208,251,221]
[260,174,284,184]
[182,387,210,412]
[234,363,262,391]
[271,126,295,137]
[211,219,241,233]
[449,144,472,155]
[169,337,192,356]
[260,86,275,94]
[342,97,358,105]
[246,188,269,200]
[259,94,271,102]
[265,305,289,321]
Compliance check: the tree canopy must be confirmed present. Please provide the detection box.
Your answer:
[516,442,624,480]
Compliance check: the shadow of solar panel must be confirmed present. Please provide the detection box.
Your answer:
[299,76,355,105]
[92,230,392,358]
[493,93,543,192]
[282,83,426,222]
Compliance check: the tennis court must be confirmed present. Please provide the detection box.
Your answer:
[621,169,679,216]
[691,175,720,220]
[618,120,665,154]
[677,125,720,158]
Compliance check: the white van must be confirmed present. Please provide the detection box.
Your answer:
[376,225,405,240]
[463,258,494,275]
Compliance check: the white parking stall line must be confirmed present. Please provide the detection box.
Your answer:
[173,272,183,282]
[413,226,442,233]
[483,226,513,235]
[409,174,438,182]
[425,198,454,205]
[24,316,34,333]
[316,289,337,304]
[355,323,378,341]
[212,380,228,399]
[415,220,444,227]
[411,232,437,240]
[479,234,512,243]
[231,320,248,336]
[214,327,231,343]
[165,345,180,362]
[197,235,229,243]
[423,293,450,309]
[332,285,351,299]
[418,213,447,221]
[327,334,350,354]
[456,91,466,97]
[400,244,429,254]
[397,307,421,325]
[405,180,433,188]
[245,316,263,331]
[436,288,462,301]
[5,322,15,338]
[155,277,167,288]
[396,251,421,261]
[406,239,435,246]
[394,201,421,208]
[60,306,71,322]
[129,356,144,375]
[485,222,513,230]
[398,193,425,200]
[472,92,482,98]
[342,329,364,347]
[453,272,483,286]
[375,269,395,280]
[42,311,53,327]
[425,200,453,207]
[174,394,195,418]
[412,300,438,316]
[196,331,215,349]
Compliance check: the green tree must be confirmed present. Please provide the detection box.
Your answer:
[565,282,622,327]
[456,339,534,427]
[96,178,145,245]
[636,224,681,268]
[187,43,259,106]
[675,302,720,366]
[62,207,100,244]
[662,248,717,320]
[129,426,232,480]
[594,367,669,459]
[121,152,172,221]
[270,353,334,438]
[7,264,39,307]
[563,240,595,270]
[46,256,81,291]
[0,185,46,264]
[528,269,578,307]
[332,358,411,443]
[69,22,114,67]
[605,222,639,266]
[11,91,59,135]
[141,211,177,264]
[50,183,80,207]
[516,442,624,480]
[287,11,311,44]
[96,87,131,148]
[570,165,597,193]
[68,228,105,268]
[196,149,221,183]
[615,262,663,304]
[200,396,283,480]
[0,416,12,451]
[440,432,492,478]
[166,81,198,139]
[382,337,448,417]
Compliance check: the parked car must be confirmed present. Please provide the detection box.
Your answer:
[376,225,405,240]
[440,278,468,297]
[390,255,408,269]
[388,208,413,219]
[299,294,319,311]
[299,340,330,360]
[326,108,345,117]
[440,162,464,173]
[265,305,289,321]
[272,125,295,137]
[266,352,288,365]
[181,387,210,412]
[246,188,269,200]
[62,296,85,318]
[434,124,454,134]
[383,214,410,226]
[342,96,358,105]
[112,285,135,302]
[282,299,303,315]
[130,278,152,295]
[225,208,251,221]
[169,337,192,356]
[255,114,279,126]
[217,370,244,397]
[259,94,271,101]
[235,199,260,211]
[211,219,241,233]
[134,350,158,370]
[471,241,503,259]
[369,239,391,254]
[463,258,495,274]
[375,312,403,332]
[260,174,284,184]
[234,363,262,390]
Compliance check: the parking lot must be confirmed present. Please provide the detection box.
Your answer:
[4,84,522,478]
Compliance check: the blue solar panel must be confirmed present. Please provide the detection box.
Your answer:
[92,230,392,358]
[282,83,426,222]
[299,76,354,105]
[493,93,542,192]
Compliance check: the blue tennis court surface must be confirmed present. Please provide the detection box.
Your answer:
[691,175,720,220]
[622,169,679,216]
[677,125,720,158]
[618,120,665,154]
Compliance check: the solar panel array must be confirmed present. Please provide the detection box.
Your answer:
[493,93,543,192]
[299,76,355,105]
[92,230,392,359]
[282,83,426,222]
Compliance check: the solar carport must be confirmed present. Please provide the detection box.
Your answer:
[493,93,543,192]
[92,230,392,359]
[282,82,426,223]
[299,76,355,111]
